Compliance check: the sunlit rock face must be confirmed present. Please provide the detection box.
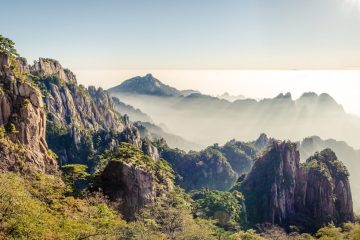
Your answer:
[31,58,77,84]
[28,58,149,165]
[241,141,354,232]
[0,53,57,174]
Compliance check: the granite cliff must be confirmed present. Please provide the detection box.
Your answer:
[241,141,354,232]
[0,53,57,173]
[100,142,173,219]
[29,58,161,166]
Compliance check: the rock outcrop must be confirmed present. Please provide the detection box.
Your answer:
[241,141,354,232]
[30,58,146,165]
[102,160,156,219]
[30,58,76,83]
[32,59,125,132]
[100,143,173,219]
[0,53,57,173]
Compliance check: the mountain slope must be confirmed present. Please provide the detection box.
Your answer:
[108,73,182,97]
[109,74,360,149]
[155,135,265,191]
[112,96,153,123]
[0,53,57,173]
[134,121,202,151]
[30,59,165,167]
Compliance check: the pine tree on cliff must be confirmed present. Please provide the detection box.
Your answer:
[0,35,19,57]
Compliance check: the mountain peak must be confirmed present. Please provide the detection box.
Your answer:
[108,74,182,97]
[275,92,292,100]
[145,73,154,78]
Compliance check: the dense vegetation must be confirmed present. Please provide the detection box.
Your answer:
[1,171,359,239]
[155,139,261,191]
[0,173,125,239]
[1,35,360,240]
[191,190,245,230]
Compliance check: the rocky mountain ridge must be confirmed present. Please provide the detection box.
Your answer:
[0,51,167,220]
[241,141,354,232]
[28,58,166,166]
[108,74,359,150]
[0,53,57,174]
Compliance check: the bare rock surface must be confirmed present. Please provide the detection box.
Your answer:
[242,141,354,232]
[0,53,57,173]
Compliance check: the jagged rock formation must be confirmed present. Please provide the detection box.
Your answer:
[299,136,360,210]
[32,60,125,132]
[241,141,354,232]
[30,58,77,83]
[254,133,271,150]
[29,58,148,165]
[100,143,173,219]
[102,160,156,219]
[0,53,57,173]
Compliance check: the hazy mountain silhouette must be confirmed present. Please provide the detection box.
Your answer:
[109,75,360,150]
[108,73,182,97]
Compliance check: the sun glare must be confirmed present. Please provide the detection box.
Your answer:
[346,0,360,11]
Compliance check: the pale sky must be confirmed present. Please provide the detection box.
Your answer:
[1,0,360,69]
[1,1,360,115]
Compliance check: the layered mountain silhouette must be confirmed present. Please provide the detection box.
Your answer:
[0,51,357,236]
[109,74,360,150]
[108,73,182,97]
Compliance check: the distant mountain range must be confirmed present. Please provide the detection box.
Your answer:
[108,74,360,149]
[2,36,358,237]
[217,92,246,102]
[109,73,192,97]
[134,121,201,151]
[112,97,153,123]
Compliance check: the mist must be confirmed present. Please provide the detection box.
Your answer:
[111,92,360,150]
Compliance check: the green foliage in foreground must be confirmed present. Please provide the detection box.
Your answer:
[0,173,125,239]
[1,171,360,240]
[62,164,91,196]
[98,142,175,187]
[192,189,245,230]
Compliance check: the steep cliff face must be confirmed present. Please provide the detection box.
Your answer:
[30,58,76,83]
[102,160,156,219]
[30,58,145,165]
[241,141,300,226]
[32,59,125,132]
[242,141,353,232]
[0,53,57,173]
[100,143,173,219]
[302,149,353,229]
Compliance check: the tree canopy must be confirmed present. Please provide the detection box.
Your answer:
[0,35,19,57]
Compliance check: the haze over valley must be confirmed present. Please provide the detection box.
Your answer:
[2,0,360,239]
[108,73,360,149]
